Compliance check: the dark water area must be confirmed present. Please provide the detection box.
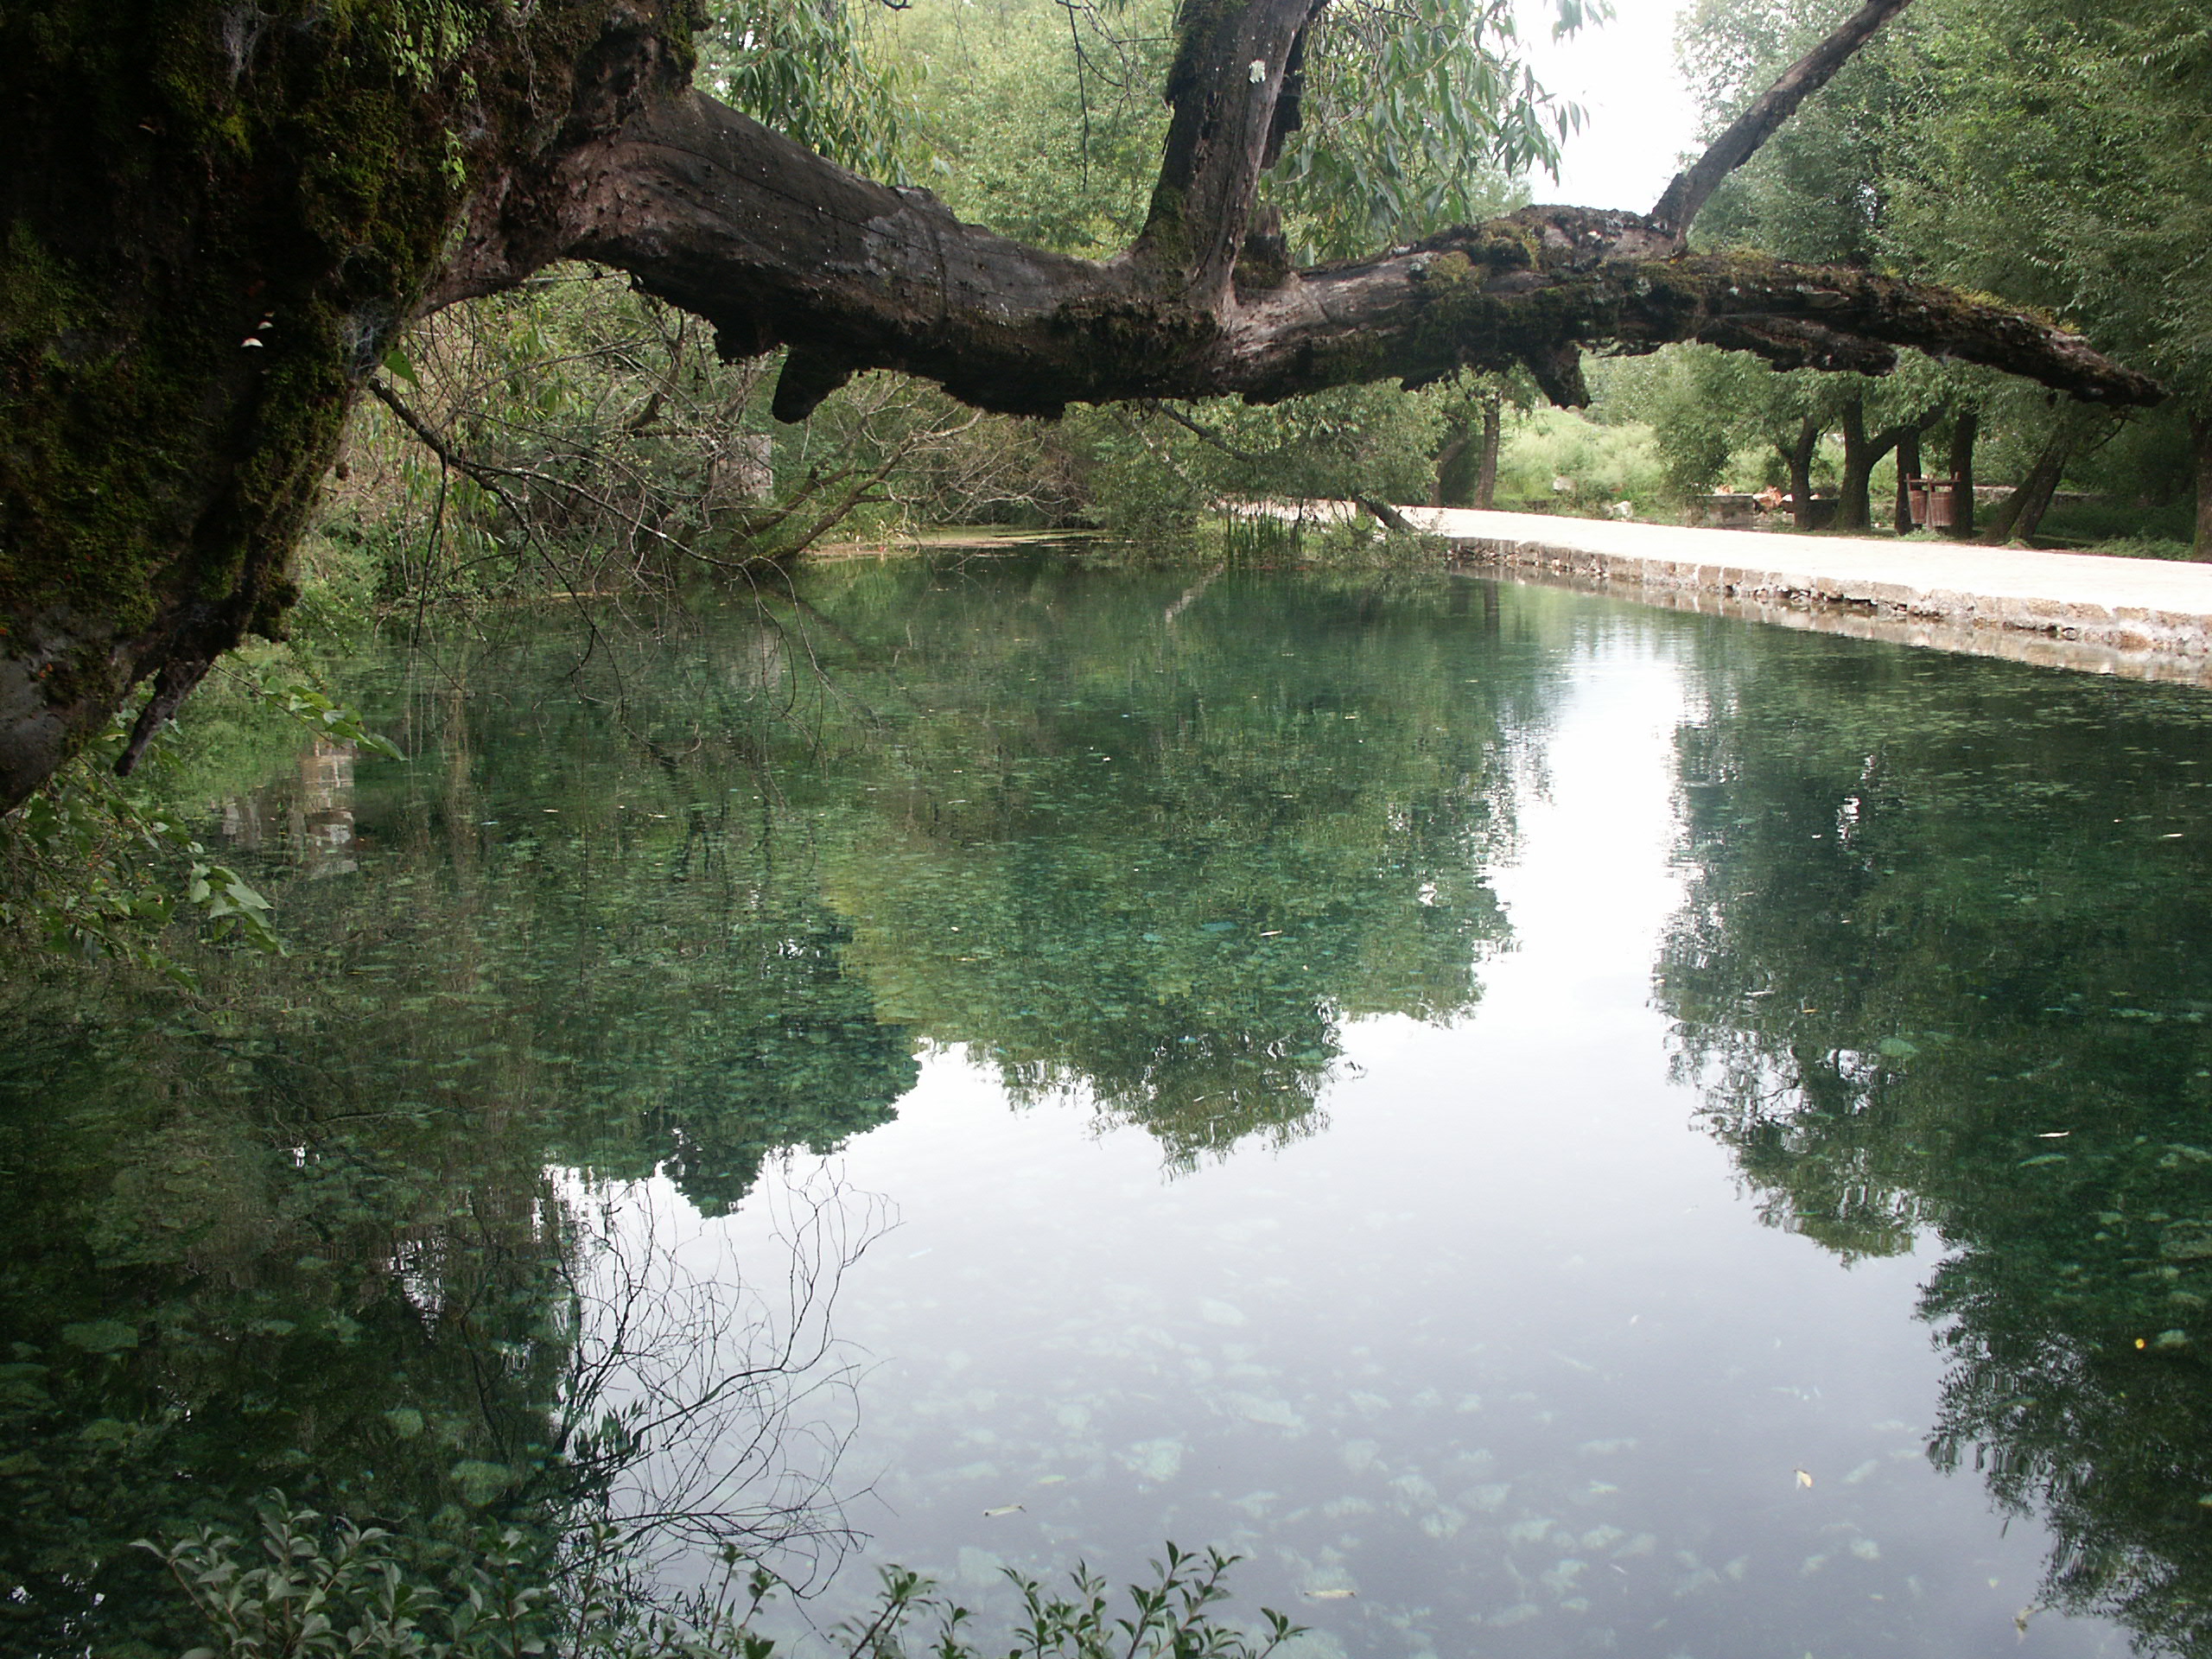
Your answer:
[4,555,2212,1657]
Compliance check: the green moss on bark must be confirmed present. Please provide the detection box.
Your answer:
[0,0,694,805]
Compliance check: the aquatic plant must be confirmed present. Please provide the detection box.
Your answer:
[147,1500,1305,1659]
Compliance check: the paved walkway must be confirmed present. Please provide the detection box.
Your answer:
[1402,506,2212,687]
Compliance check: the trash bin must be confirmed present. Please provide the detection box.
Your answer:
[1908,477,1959,529]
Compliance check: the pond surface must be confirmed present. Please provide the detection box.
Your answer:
[4,556,2211,1658]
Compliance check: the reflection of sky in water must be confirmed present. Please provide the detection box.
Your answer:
[624,625,2125,1657]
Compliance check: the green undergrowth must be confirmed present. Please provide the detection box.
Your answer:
[2037,496,2197,550]
[0,653,397,984]
[2078,534,2199,562]
[149,1498,1306,1659]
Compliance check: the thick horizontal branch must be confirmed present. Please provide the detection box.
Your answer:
[435,89,1143,418]
[438,97,2161,423]
[1223,210,2165,408]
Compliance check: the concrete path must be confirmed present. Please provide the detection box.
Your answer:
[1401,506,2212,687]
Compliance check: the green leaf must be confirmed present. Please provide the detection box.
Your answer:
[60,1319,140,1355]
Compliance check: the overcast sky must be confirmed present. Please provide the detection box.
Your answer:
[1516,0,1704,214]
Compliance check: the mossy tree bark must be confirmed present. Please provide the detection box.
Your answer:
[0,0,699,810]
[0,0,2165,810]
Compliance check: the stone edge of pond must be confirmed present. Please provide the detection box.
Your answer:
[1412,509,2212,689]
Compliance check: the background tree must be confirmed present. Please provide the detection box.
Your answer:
[1885,0,2212,553]
[1679,0,2209,551]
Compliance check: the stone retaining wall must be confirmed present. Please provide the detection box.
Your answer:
[1439,530,2212,689]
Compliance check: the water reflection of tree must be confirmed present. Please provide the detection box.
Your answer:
[1,641,911,1646]
[0,987,884,1650]
[195,634,920,1219]
[7,561,1567,1643]
[188,560,1554,1175]
[791,557,1554,1166]
[0,982,583,1653]
[1654,629,2212,1653]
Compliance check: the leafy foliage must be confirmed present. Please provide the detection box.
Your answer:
[0,661,402,981]
[148,1502,1303,1659]
[1678,0,2211,547]
[880,0,1173,256]
[1879,0,2212,404]
[1268,0,1571,257]
[334,272,1087,611]
[1075,381,1445,543]
[706,0,916,181]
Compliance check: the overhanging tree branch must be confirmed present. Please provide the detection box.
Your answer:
[431,0,2155,429]
[439,87,2160,424]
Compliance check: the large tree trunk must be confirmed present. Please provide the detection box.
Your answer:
[0,0,2165,811]
[1779,417,1821,530]
[1893,427,1922,535]
[1947,406,1979,539]
[0,0,690,812]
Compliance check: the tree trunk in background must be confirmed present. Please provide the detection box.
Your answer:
[1948,407,1979,539]
[1433,385,1503,509]
[2195,410,2212,560]
[1837,389,1937,533]
[1893,429,1922,535]
[1475,389,1503,511]
[1431,432,1471,507]
[2014,461,2067,543]
[1836,390,1877,531]
[1980,428,2073,544]
[1781,417,1821,529]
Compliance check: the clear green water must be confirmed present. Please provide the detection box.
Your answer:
[4,556,2211,1657]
